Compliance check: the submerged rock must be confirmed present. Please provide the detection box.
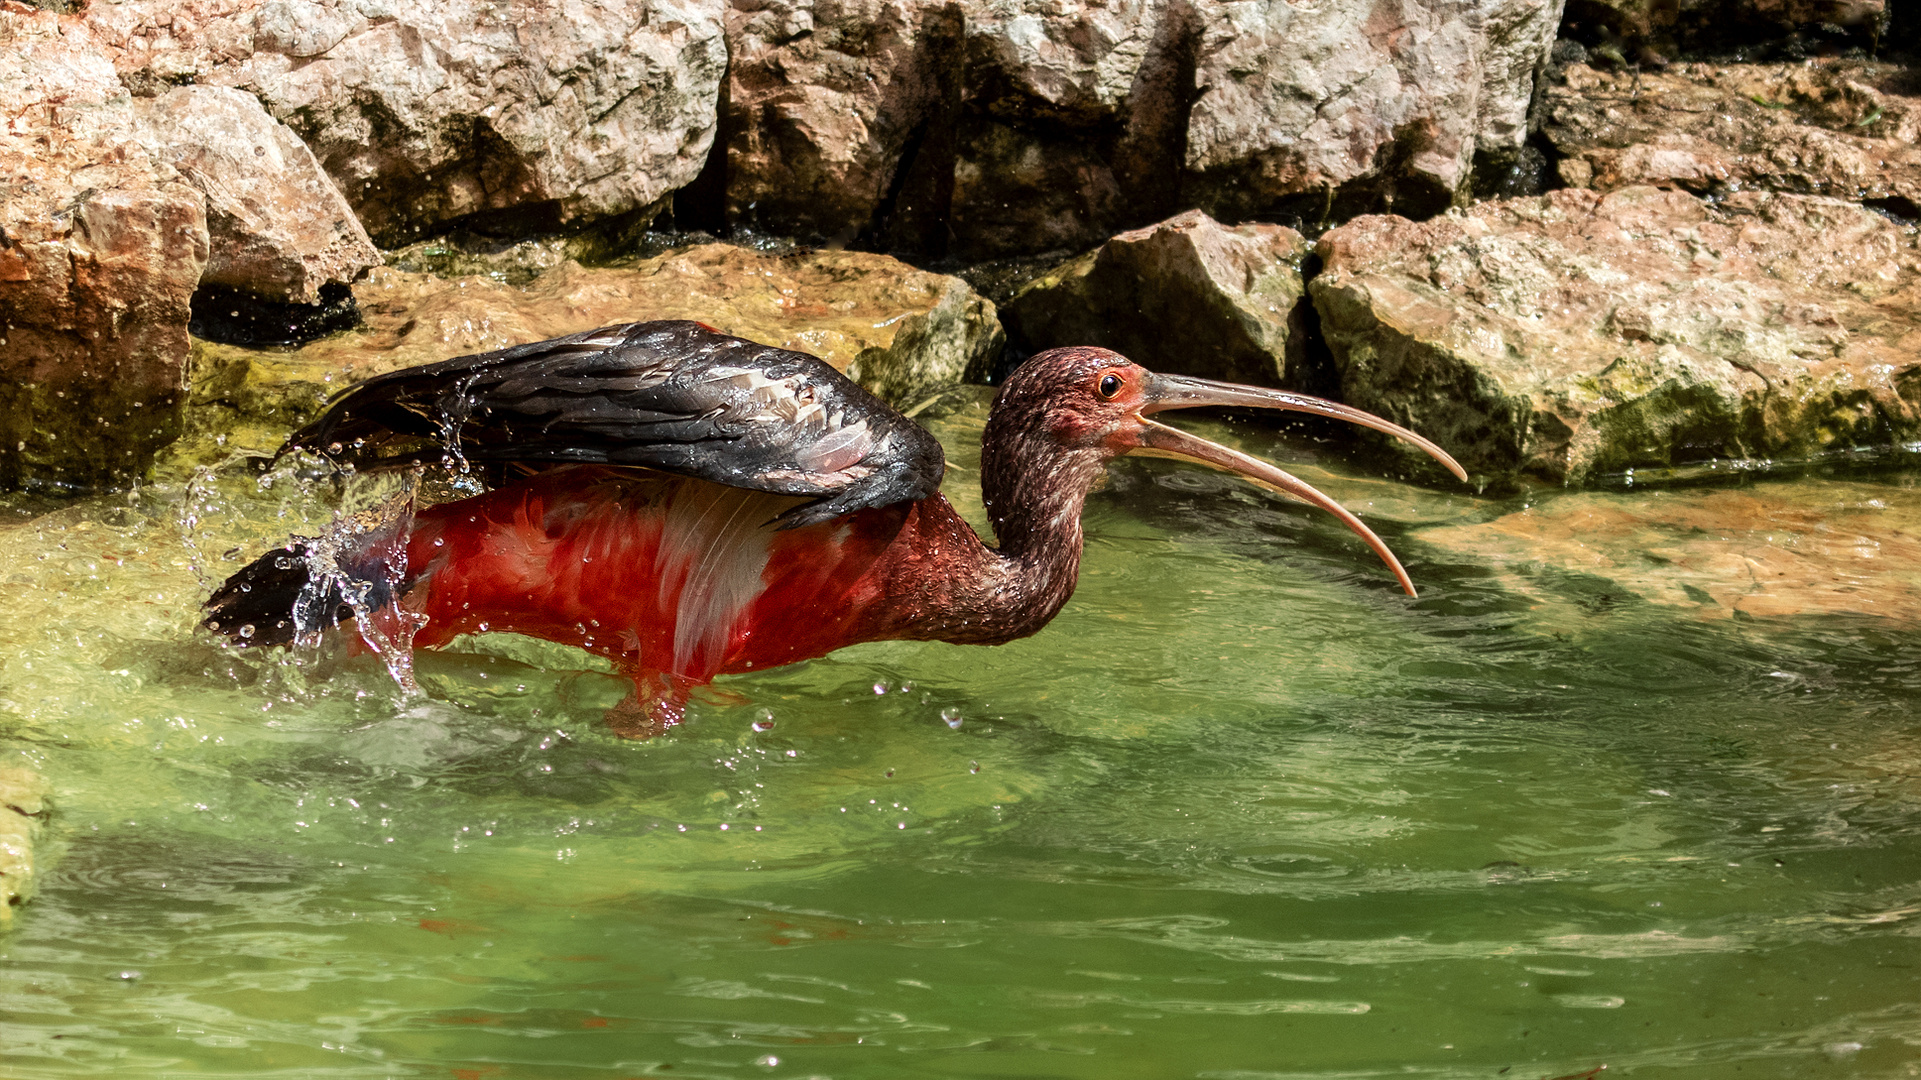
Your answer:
[1003,210,1310,387]
[1542,60,1921,210]
[1311,186,1921,484]
[82,0,728,246]
[0,767,50,926]
[1415,478,1921,624]
[185,244,1003,455]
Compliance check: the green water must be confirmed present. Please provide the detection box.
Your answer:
[3,399,1919,1079]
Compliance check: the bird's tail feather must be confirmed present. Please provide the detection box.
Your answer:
[205,499,414,648]
[204,542,346,647]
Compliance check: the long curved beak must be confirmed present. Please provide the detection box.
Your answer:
[1129,372,1468,597]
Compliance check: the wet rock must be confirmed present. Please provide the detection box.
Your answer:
[0,5,384,487]
[717,0,1565,259]
[1002,210,1310,386]
[1311,186,1921,483]
[1542,60,1921,209]
[185,244,1002,455]
[83,0,728,246]
[131,84,378,305]
[0,6,209,490]
[1415,478,1921,624]
[0,766,50,926]
[383,234,578,287]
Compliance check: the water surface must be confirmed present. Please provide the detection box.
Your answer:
[2,399,1918,1078]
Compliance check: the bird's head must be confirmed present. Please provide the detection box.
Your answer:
[984,347,1468,595]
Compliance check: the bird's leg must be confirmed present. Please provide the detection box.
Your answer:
[603,669,698,739]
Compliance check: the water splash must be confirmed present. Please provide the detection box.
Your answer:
[295,471,428,693]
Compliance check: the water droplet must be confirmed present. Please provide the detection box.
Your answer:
[872,681,889,695]
[970,761,980,774]
[941,707,962,729]
[751,708,775,732]
[754,1056,779,1068]
[238,624,255,639]
[112,970,141,981]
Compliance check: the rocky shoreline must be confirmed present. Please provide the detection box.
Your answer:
[2,0,1918,493]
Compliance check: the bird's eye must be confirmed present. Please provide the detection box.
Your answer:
[1098,373,1123,399]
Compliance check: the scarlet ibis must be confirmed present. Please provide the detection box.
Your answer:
[206,320,1464,736]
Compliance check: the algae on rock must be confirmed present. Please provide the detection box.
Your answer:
[1312,186,1921,484]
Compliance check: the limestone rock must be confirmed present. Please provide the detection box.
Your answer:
[1185,0,1566,223]
[1311,186,1921,483]
[132,84,377,304]
[0,766,50,926]
[718,0,1566,259]
[187,245,1003,454]
[1003,210,1310,386]
[0,5,210,490]
[718,0,959,250]
[83,0,729,246]
[1415,478,1921,624]
[1542,60,1921,209]
[720,0,1160,255]
[945,1,1192,258]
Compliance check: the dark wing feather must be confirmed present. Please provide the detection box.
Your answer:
[282,320,947,527]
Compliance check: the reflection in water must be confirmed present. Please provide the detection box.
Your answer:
[2,400,1920,1078]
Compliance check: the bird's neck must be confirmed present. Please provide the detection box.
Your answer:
[887,430,1104,647]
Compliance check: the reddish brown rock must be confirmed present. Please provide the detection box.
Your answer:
[1002,210,1311,386]
[1542,60,1921,210]
[1311,186,1921,484]
[944,1,1193,258]
[718,0,958,249]
[0,4,210,490]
